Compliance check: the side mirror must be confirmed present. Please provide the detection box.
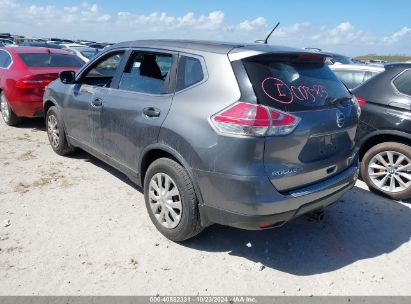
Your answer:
[59,71,76,84]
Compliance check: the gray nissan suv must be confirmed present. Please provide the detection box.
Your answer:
[43,40,360,241]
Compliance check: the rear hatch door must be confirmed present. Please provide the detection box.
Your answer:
[241,53,358,191]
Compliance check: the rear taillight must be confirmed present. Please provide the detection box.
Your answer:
[355,96,367,107]
[351,96,362,117]
[268,110,299,135]
[211,102,300,137]
[16,74,57,89]
[298,54,325,62]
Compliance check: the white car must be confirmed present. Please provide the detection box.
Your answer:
[0,38,15,46]
[60,43,87,49]
[63,47,100,63]
[330,64,384,90]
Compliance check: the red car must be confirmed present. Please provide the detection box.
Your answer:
[0,47,84,125]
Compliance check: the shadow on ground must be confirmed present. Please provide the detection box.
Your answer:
[182,186,411,276]
[52,144,411,276]
[14,117,46,131]
[67,149,142,191]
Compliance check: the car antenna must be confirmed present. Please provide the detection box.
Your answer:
[255,22,280,44]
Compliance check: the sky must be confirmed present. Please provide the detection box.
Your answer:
[1,0,411,56]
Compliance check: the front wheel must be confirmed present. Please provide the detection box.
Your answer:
[46,106,76,156]
[361,142,411,200]
[144,158,203,241]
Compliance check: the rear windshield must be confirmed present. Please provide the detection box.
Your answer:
[332,55,353,65]
[242,54,351,111]
[18,53,84,68]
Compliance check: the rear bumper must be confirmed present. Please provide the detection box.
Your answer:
[196,156,359,229]
[10,99,43,118]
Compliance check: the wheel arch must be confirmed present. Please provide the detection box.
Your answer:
[43,98,75,148]
[0,84,19,114]
[139,144,205,207]
[43,99,57,118]
[359,130,411,161]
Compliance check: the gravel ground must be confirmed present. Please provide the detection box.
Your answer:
[0,118,410,295]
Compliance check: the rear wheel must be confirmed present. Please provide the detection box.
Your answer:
[361,142,411,200]
[0,92,21,126]
[144,158,203,241]
[46,106,76,155]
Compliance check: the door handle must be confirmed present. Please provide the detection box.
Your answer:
[143,107,161,118]
[92,98,103,107]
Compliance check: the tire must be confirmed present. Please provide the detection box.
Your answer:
[144,158,203,241]
[361,142,411,200]
[0,92,21,126]
[46,106,76,156]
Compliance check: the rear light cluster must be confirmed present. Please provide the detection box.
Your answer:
[211,102,301,137]
[16,74,58,89]
[355,96,367,107]
[351,95,367,117]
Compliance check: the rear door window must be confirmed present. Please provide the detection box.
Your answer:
[393,69,411,96]
[242,54,351,112]
[18,53,84,67]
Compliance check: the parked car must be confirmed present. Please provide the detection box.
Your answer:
[63,46,100,62]
[330,64,384,90]
[0,38,14,46]
[20,41,64,49]
[88,42,113,49]
[304,48,354,65]
[0,47,84,125]
[60,43,86,49]
[0,33,12,40]
[353,63,411,200]
[368,59,386,65]
[75,40,97,46]
[47,38,75,45]
[43,40,360,241]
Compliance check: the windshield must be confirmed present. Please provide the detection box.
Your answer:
[18,53,84,67]
[80,50,99,60]
[242,54,351,112]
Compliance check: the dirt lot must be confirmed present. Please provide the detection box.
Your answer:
[0,118,410,295]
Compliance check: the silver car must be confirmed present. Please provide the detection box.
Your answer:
[330,64,384,90]
[43,40,360,241]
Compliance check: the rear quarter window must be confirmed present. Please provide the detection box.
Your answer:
[18,53,84,68]
[176,56,204,91]
[242,55,351,112]
[393,69,411,96]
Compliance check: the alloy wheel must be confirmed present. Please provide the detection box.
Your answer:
[47,114,60,148]
[368,150,411,193]
[148,173,182,229]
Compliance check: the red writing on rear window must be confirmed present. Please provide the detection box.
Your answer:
[261,77,329,104]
